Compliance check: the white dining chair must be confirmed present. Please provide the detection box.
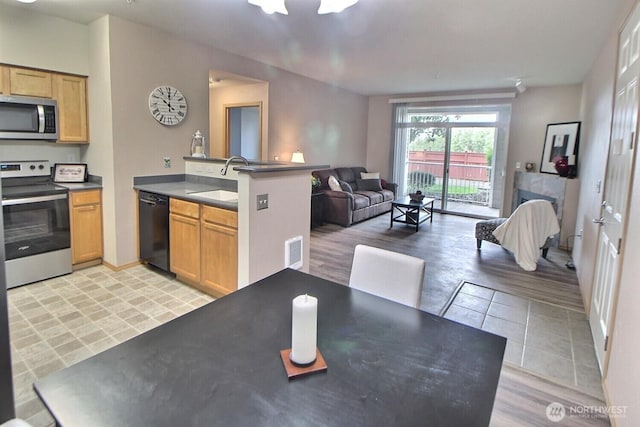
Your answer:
[348,244,426,309]
[0,419,32,427]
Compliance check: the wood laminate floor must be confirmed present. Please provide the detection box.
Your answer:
[310,212,609,426]
[310,212,583,315]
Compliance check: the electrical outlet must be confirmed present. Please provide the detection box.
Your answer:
[163,157,171,168]
[257,193,269,210]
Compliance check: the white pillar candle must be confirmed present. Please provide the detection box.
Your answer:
[290,294,318,365]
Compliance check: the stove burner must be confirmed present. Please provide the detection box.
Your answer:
[2,183,68,200]
[1,160,69,200]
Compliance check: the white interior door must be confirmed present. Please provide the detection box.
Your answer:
[589,3,640,373]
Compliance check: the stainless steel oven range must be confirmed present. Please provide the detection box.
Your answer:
[1,160,71,289]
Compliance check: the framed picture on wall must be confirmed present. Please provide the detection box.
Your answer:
[540,121,581,174]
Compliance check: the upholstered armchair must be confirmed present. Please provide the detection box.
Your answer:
[475,200,560,269]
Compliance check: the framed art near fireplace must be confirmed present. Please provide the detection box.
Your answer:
[540,121,581,174]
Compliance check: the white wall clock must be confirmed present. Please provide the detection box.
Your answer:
[148,86,187,126]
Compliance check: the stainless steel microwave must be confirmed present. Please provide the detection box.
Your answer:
[0,95,58,140]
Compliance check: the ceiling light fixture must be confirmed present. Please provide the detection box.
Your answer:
[318,0,359,14]
[248,0,358,15]
[15,0,37,3]
[248,0,288,15]
[515,79,527,94]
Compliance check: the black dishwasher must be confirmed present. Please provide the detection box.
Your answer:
[138,191,170,272]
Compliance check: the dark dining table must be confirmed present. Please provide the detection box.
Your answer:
[34,269,506,427]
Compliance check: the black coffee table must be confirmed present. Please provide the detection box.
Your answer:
[390,196,435,231]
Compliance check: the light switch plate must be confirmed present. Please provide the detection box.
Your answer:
[257,194,269,210]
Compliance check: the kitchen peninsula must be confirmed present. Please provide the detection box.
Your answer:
[134,157,328,297]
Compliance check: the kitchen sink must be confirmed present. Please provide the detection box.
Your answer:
[190,190,238,202]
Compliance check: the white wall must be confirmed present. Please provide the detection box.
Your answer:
[107,16,213,265]
[365,88,583,215]
[573,24,618,306]
[100,15,369,266]
[506,86,583,215]
[0,3,88,75]
[576,0,640,422]
[209,82,269,159]
[366,96,394,179]
[85,16,116,263]
[1,4,368,267]
[239,171,311,286]
[0,3,86,163]
[267,71,368,166]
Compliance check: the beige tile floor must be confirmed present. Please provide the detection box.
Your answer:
[6,264,214,426]
[443,282,605,400]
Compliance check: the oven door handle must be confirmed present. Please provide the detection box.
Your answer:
[2,193,68,206]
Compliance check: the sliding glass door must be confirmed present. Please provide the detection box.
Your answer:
[446,126,496,216]
[406,125,447,211]
[394,105,509,218]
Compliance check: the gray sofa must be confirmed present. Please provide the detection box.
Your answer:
[312,167,397,226]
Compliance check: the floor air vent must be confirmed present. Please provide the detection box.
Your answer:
[285,236,303,270]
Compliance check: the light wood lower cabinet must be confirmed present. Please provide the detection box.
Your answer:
[169,199,238,297]
[169,198,201,283]
[70,189,103,265]
[201,206,238,296]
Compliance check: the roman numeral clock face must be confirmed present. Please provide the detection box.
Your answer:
[148,86,187,126]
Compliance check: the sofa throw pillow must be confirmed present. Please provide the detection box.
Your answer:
[328,175,342,191]
[360,172,380,180]
[357,178,383,192]
[339,180,353,193]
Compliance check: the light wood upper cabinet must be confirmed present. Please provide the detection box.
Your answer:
[0,66,6,94]
[1,64,89,143]
[169,199,201,283]
[9,67,52,98]
[70,189,103,265]
[53,74,88,143]
[201,206,238,296]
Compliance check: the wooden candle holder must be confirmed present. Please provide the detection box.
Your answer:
[280,348,327,379]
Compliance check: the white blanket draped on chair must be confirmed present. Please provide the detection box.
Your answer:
[492,200,560,271]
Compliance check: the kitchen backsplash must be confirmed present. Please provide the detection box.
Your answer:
[0,142,81,163]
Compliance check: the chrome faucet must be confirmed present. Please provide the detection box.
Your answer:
[221,156,250,175]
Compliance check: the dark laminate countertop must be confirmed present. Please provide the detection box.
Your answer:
[184,157,329,174]
[34,269,506,427]
[56,175,103,191]
[56,182,102,191]
[133,175,238,210]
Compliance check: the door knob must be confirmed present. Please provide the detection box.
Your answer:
[592,217,605,224]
